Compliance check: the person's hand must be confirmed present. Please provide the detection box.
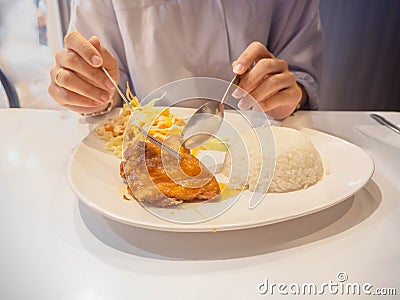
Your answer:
[49,32,119,114]
[232,42,305,119]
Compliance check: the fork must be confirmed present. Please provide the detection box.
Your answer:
[102,67,182,160]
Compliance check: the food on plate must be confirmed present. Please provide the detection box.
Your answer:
[97,85,323,207]
[268,126,324,192]
[223,126,324,193]
[95,85,186,158]
[95,84,224,207]
[120,135,221,207]
[95,103,131,158]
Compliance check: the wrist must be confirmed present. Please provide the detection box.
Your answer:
[296,82,308,109]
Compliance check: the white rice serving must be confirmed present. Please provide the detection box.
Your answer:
[222,126,324,193]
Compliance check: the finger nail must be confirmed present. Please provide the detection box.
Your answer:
[104,78,115,90]
[232,87,245,99]
[91,55,103,67]
[238,98,252,110]
[100,92,110,102]
[233,62,244,74]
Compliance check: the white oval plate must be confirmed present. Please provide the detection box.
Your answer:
[68,108,374,232]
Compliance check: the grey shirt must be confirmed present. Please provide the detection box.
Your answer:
[70,0,322,109]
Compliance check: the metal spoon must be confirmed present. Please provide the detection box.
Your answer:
[180,74,240,149]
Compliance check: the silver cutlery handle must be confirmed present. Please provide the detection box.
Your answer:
[102,67,131,106]
[370,114,400,135]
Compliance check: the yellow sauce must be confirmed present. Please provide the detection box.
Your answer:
[218,182,242,200]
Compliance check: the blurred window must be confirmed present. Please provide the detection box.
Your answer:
[35,0,48,45]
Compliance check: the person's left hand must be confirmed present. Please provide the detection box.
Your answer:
[232,42,305,119]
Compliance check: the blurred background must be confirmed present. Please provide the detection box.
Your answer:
[319,0,400,111]
[0,0,399,111]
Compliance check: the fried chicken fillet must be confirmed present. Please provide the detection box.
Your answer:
[120,137,220,207]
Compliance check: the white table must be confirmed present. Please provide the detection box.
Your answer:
[0,109,399,299]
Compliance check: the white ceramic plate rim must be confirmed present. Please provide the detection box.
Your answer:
[68,108,375,232]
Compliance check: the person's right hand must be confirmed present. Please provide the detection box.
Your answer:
[49,32,119,114]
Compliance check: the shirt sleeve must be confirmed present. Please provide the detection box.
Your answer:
[268,0,323,110]
[69,0,130,97]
